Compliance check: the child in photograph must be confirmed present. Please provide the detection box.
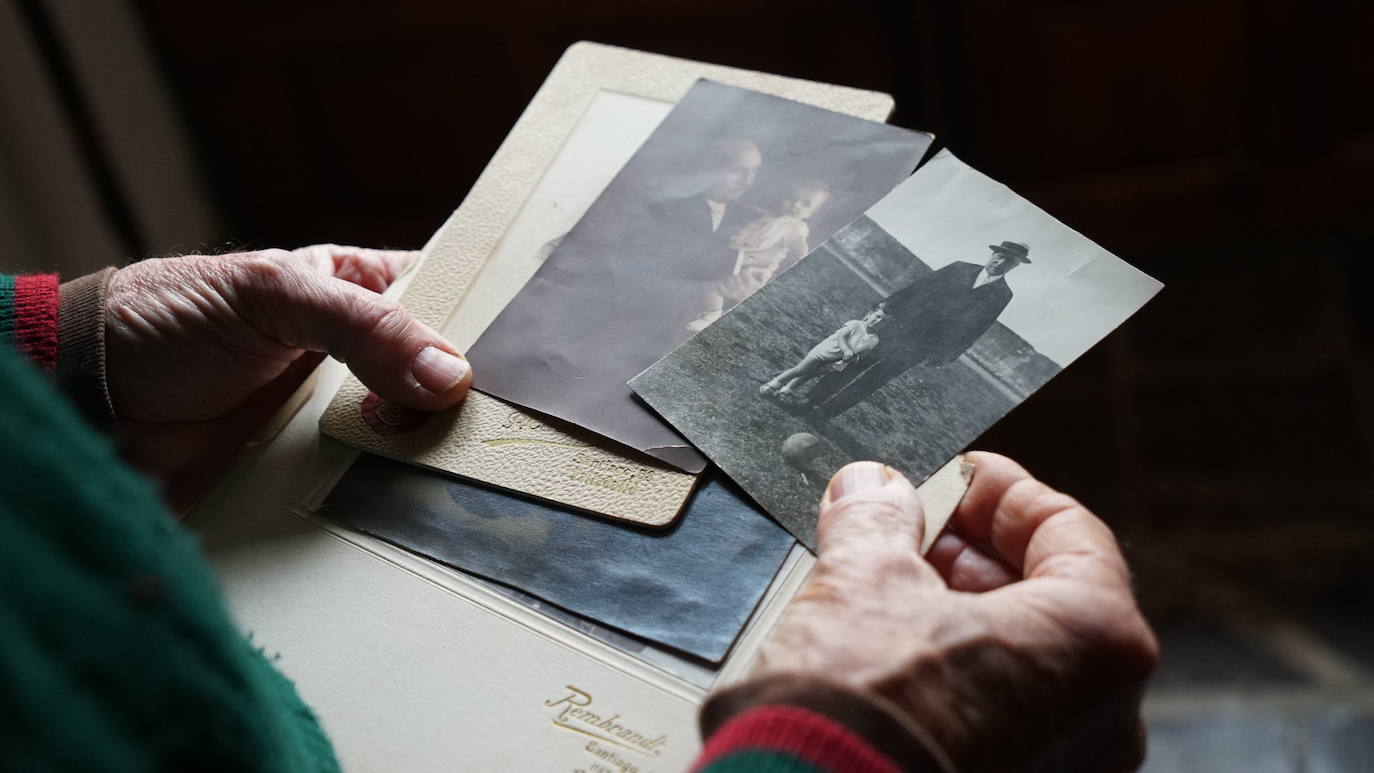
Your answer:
[760,304,886,399]
[686,179,831,332]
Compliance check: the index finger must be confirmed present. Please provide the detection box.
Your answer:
[956,451,1130,587]
[293,244,417,294]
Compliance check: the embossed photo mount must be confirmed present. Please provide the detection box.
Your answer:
[317,41,901,528]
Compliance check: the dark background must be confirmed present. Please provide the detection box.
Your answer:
[103,1,1374,766]
[125,1,1374,252]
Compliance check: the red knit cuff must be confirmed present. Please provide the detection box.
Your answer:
[11,274,59,371]
[693,705,902,773]
[699,676,955,772]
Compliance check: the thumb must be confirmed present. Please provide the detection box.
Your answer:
[255,259,472,411]
[816,461,941,587]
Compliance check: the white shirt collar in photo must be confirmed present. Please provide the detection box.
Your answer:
[706,199,727,232]
[973,267,1004,289]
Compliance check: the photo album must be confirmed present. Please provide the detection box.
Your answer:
[199,43,1160,770]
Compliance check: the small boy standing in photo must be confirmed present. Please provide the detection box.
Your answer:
[760,304,886,399]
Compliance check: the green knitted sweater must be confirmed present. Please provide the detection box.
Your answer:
[0,343,340,772]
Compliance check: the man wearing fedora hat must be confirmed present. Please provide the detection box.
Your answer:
[802,240,1031,417]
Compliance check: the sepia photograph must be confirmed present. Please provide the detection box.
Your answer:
[439,88,674,352]
[320,453,795,663]
[467,79,931,472]
[632,151,1163,546]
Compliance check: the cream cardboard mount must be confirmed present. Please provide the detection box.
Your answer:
[316,42,915,528]
[190,43,969,771]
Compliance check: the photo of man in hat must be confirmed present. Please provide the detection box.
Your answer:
[800,240,1033,418]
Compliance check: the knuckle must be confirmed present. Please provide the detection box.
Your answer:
[865,549,929,584]
[792,572,854,607]
[822,489,915,530]
[248,247,295,267]
[233,248,300,287]
[319,295,409,364]
[999,477,1087,528]
[354,296,411,340]
[1002,477,1054,513]
[818,544,926,588]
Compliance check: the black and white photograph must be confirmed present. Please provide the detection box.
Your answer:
[632,150,1163,546]
[466,79,931,472]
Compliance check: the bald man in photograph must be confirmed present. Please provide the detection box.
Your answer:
[623,137,765,348]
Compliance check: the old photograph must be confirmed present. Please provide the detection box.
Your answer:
[466,79,931,472]
[631,150,1163,547]
[321,453,795,663]
[440,88,673,351]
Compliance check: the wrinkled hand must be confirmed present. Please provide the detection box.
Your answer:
[104,245,472,508]
[751,454,1157,772]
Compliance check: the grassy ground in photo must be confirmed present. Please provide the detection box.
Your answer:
[636,241,1016,543]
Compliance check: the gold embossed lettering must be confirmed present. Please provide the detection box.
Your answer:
[546,685,593,722]
[585,741,640,773]
[545,686,668,758]
[500,411,546,432]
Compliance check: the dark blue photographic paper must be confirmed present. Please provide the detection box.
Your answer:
[321,454,795,662]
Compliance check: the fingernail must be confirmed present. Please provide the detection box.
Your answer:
[412,345,469,393]
[825,461,891,503]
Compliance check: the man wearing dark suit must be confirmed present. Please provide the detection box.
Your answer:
[621,138,764,350]
[473,137,761,366]
[805,240,1032,417]
[467,137,762,471]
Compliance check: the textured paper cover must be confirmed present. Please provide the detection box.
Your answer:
[321,379,695,525]
[319,42,898,526]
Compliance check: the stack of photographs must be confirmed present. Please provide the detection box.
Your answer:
[318,79,932,673]
[466,80,932,471]
[318,77,1160,679]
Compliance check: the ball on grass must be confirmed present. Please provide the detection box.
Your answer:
[781,432,822,468]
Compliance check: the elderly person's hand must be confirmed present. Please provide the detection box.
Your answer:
[102,244,470,507]
[717,453,1157,772]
